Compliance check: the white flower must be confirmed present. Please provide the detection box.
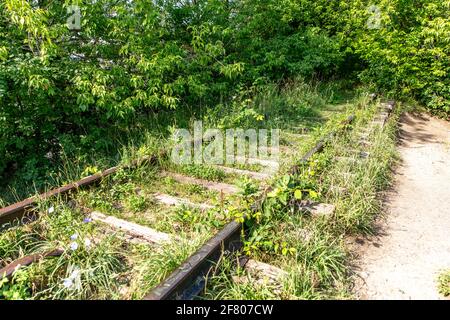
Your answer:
[63,278,74,288]
[48,206,55,214]
[84,238,92,248]
[70,234,78,241]
[62,268,80,289]
[70,242,79,251]
[70,269,80,279]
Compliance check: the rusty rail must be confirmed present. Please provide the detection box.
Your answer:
[0,155,160,227]
[0,249,64,280]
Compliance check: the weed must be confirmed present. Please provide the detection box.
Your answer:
[205,96,399,299]
[0,268,32,300]
[437,270,450,297]
[177,165,226,182]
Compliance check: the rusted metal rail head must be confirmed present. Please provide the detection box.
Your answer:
[145,114,357,300]
[289,114,355,175]
[0,249,64,280]
[0,156,160,227]
[144,221,242,300]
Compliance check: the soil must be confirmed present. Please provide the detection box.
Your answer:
[353,112,450,300]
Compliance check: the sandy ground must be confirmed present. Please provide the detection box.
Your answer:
[353,112,450,300]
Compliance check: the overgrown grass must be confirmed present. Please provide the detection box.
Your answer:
[204,98,400,299]
[0,195,223,300]
[0,203,127,299]
[0,80,384,300]
[0,79,354,206]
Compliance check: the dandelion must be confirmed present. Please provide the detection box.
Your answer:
[70,233,78,241]
[48,206,55,214]
[70,242,79,251]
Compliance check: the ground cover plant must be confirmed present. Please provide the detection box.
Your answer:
[437,270,450,297]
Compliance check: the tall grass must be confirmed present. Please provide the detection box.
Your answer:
[1,80,389,300]
[0,78,352,207]
[204,98,400,299]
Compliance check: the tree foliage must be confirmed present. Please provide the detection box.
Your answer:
[353,0,450,114]
[0,0,448,184]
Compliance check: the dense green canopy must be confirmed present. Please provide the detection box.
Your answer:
[0,0,449,183]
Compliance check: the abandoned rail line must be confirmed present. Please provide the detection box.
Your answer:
[0,100,394,300]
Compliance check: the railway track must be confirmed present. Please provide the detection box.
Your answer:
[0,100,394,300]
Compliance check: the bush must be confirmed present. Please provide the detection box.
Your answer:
[353,0,450,115]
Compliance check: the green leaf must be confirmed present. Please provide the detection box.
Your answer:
[294,189,303,200]
[267,188,280,198]
[279,193,288,205]
[309,190,319,199]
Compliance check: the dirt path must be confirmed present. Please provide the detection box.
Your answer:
[353,112,450,300]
